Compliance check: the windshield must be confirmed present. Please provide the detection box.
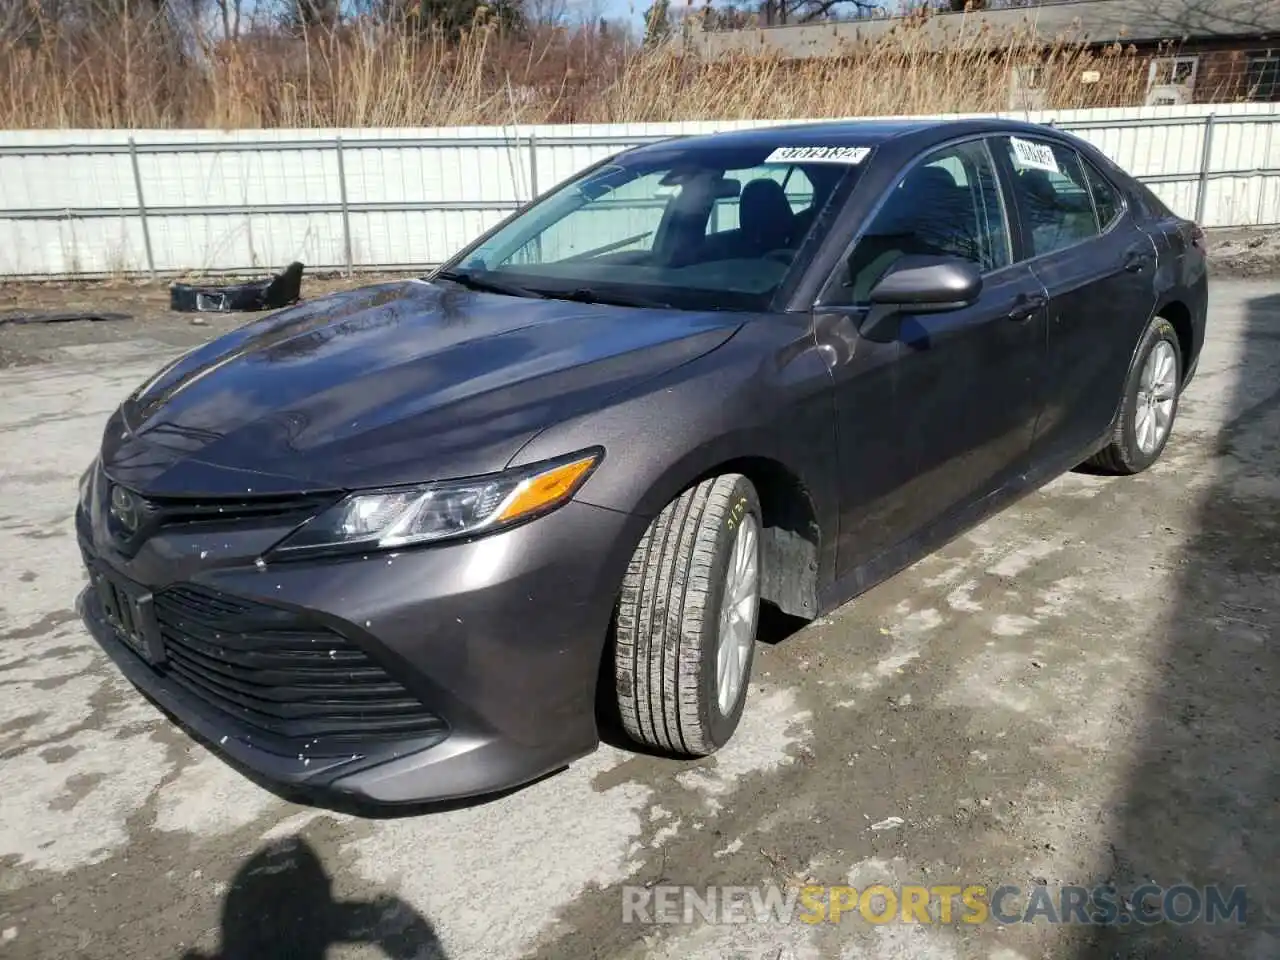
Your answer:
[438,141,872,312]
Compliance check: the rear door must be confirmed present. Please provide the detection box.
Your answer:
[815,137,1049,575]
[991,134,1158,466]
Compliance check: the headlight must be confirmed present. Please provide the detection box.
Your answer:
[269,449,601,557]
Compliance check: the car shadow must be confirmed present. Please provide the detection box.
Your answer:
[1065,289,1280,955]
[756,600,812,646]
[179,834,447,960]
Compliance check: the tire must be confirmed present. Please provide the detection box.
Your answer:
[613,474,762,757]
[1087,315,1183,476]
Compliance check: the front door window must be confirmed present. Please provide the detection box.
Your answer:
[824,139,1011,306]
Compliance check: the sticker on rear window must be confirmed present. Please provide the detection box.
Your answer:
[765,145,871,165]
[1009,137,1060,174]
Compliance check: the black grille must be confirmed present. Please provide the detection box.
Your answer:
[98,464,341,558]
[151,584,445,748]
[143,491,339,529]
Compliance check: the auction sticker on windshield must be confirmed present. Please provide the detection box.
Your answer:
[765,146,872,165]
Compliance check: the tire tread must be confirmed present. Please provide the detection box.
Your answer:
[615,474,753,756]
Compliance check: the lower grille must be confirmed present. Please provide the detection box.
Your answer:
[150,584,445,749]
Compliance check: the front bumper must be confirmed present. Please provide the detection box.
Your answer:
[77,496,647,806]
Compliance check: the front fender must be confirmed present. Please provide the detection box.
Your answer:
[506,318,840,593]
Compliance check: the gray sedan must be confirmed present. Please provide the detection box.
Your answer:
[75,118,1208,806]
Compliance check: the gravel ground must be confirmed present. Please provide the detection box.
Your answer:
[1,267,1278,960]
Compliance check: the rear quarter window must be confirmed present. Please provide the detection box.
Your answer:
[1131,180,1177,221]
[1080,158,1123,230]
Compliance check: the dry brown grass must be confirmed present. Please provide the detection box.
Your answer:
[0,9,1157,129]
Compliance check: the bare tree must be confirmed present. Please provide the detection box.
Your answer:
[721,0,1127,29]
[292,0,342,28]
[643,0,671,42]
[756,0,889,27]
[211,0,244,38]
[945,0,1111,9]
[526,0,569,26]
[0,0,42,43]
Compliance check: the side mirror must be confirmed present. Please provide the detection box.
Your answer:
[868,255,982,312]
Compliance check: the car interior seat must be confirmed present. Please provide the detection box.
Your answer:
[1016,169,1069,253]
[737,179,797,257]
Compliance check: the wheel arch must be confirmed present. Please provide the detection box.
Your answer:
[1155,298,1195,386]
[508,353,837,620]
[622,449,824,621]
[1108,300,1193,439]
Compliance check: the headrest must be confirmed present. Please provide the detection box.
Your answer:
[739,179,795,235]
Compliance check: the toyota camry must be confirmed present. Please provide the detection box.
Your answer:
[75,118,1208,805]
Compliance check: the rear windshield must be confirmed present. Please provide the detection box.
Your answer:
[443,142,871,311]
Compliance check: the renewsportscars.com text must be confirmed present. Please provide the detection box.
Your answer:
[622,883,1248,927]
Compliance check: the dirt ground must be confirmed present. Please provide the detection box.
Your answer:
[1205,227,1280,279]
[1,257,1278,960]
[0,273,395,369]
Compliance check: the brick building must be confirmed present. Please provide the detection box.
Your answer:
[691,0,1280,107]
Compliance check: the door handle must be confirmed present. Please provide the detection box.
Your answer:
[1008,293,1048,322]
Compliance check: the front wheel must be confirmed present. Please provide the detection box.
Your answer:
[613,474,762,757]
[1087,315,1183,475]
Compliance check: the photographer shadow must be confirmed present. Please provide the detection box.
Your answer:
[181,834,447,960]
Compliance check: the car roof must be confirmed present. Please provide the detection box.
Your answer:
[623,117,1066,158]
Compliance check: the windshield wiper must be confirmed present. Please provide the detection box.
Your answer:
[434,269,547,300]
[552,288,673,310]
[438,270,671,310]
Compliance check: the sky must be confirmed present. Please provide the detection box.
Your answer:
[565,0,647,28]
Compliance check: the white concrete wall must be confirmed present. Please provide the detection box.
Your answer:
[0,103,1276,278]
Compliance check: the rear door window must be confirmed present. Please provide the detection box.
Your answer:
[995,136,1101,257]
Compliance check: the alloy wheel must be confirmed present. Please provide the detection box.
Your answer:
[715,514,760,715]
[1135,339,1178,454]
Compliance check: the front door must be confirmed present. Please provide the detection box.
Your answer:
[892,261,1048,537]
[817,137,1047,576]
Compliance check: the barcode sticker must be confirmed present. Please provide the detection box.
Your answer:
[1010,137,1060,174]
[765,145,872,165]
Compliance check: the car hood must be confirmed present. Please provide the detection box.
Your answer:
[105,280,741,494]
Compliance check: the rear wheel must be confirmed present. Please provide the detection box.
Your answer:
[1088,315,1182,475]
[613,474,762,756]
